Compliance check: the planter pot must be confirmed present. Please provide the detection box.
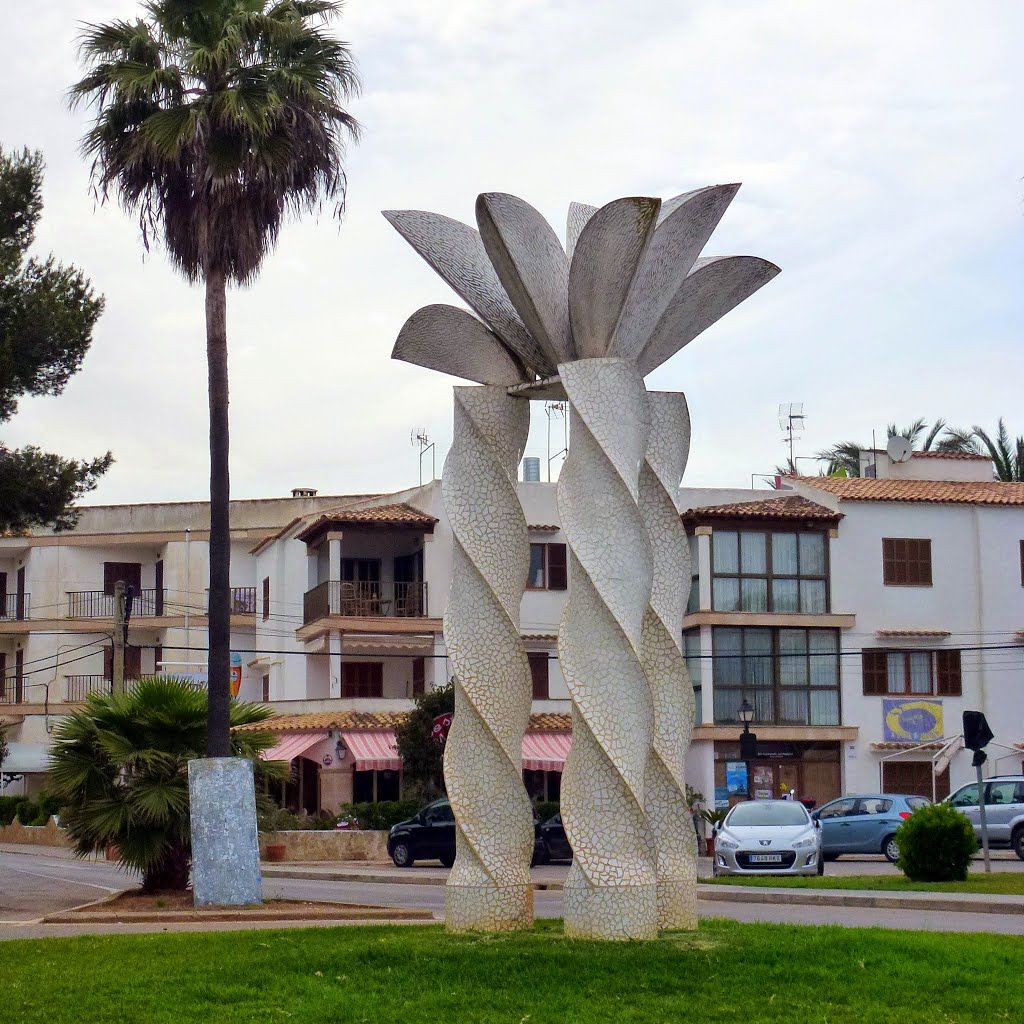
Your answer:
[264,844,287,863]
[105,844,121,861]
[705,837,715,860]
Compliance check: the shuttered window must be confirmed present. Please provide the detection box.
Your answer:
[341,662,383,698]
[412,657,425,696]
[863,648,960,696]
[862,650,888,695]
[936,649,962,696]
[103,562,142,594]
[528,652,550,699]
[527,544,568,591]
[882,538,932,586]
[262,577,271,621]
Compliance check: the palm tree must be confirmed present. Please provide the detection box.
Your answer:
[814,418,977,477]
[48,677,282,890]
[972,419,1024,481]
[71,1,360,755]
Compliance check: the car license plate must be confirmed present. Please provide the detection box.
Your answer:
[748,854,783,864]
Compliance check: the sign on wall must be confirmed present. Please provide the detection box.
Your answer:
[883,698,943,743]
[725,761,748,795]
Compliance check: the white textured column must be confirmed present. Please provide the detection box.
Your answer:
[556,358,657,940]
[640,392,697,931]
[442,385,534,931]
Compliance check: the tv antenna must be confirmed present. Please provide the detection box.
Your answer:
[778,402,806,470]
[886,435,913,464]
[411,428,436,485]
[545,401,568,481]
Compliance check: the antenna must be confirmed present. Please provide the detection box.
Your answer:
[544,401,568,481]
[411,428,436,485]
[778,402,806,471]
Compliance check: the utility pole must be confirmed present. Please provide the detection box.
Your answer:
[112,580,126,695]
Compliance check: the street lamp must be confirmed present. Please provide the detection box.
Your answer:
[737,698,756,799]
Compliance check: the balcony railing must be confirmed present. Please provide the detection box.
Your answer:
[0,593,30,621]
[303,580,429,624]
[205,586,258,615]
[0,678,24,703]
[66,589,164,618]
[66,674,110,701]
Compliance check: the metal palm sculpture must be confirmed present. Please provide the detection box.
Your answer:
[386,186,778,938]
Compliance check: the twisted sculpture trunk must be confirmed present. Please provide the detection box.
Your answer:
[442,385,535,931]
[556,358,658,940]
[639,392,698,930]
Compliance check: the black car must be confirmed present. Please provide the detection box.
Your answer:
[387,799,548,868]
[536,813,573,863]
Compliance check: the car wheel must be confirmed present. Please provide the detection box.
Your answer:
[439,851,456,869]
[817,856,825,876]
[1012,827,1024,862]
[391,842,414,868]
[882,835,899,864]
[823,853,839,862]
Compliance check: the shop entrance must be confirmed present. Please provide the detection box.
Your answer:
[714,741,841,809]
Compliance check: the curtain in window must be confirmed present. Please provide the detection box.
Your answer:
[886,653,904,692]
[771,533,798,574]
[809,629,839,686]
[743,629,773,687]
[779,690,809,724]
[800,579,826,612]
[810,690,840,725]
[713,577,740,611]
[909,652,931,694]
[799,533,826,575]
[684,631,702,686]
[741,578,768,611]
[771,578,799,612]
[713,628,742,686]
[778,629,807,686]
[713,531,739,573]
[740,532,767,573]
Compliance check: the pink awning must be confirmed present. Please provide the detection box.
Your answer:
[343,731,402,771]
[521,732,572,771]
[263,731,328,762]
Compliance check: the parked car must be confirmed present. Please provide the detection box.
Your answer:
[812,794,929,863]
[387,798,548,868]
[947,776,1024,860]
[712,799,822,877]
[536,812,573,863]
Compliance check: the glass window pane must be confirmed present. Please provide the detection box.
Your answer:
[771,578,799,612]
[886,653,905,693]
[713,577,739,612]
[713,688,742,723]
[684,631,702,686]
[687,575,700,613]
[800,579,826,613]
[713,531,739,573]
[713,628,742,686]
[809,630,839,687]
[693,686,702,724]
[779,689,808,724]
[779,630,807,686]
[810,690,840,725]
[527,545,545,588]
[809,629,838,654]
[740,532,767,574]
[751,689,774,723]
[743,629,773,687]
[688,534,698,575]
[799,533,826,576]
[741,578,768,612]
[772,533,798,574]
[909,652,931,694]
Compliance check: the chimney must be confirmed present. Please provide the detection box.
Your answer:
[291,487,317,498]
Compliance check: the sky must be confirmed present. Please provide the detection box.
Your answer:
[1,1,1022,505]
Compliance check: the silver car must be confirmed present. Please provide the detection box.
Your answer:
[948,776,1024,860]
[712,799,823,877]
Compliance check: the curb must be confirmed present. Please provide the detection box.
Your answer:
[263,866,565,891]
[42,904,435,925]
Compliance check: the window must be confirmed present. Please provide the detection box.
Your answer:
[528,652,550,699]
[341,558,381,583]
[818,798,857,820]
[103,562,142,594]
[856,798,892,815]
[412,657,425,697]
[711,529,829,613]
[686,534,700,613]
[882,538,932,586]
[262,577,270,621]
[950,784,978,808]
[861,649,961,696]
[527,543,567,591]
[341,662,383,698]
[262,674,270,702]
[683,630,702,722]
[712,626,840,725]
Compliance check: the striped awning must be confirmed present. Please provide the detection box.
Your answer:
[522,732,572,771]
[342,730,402,771]
[264,732,328,762]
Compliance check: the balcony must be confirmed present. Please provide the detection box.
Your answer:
[66,589,164,618]
[0,593,30,621]
[66,674,110,701]
[206,586,258,615]
[0,678,24,703]
[303,581,429,625]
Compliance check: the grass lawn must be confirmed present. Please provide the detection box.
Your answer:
[706,872,1024,895]
[0,919,1020,1024]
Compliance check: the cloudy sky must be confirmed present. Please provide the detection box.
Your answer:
[2,1,1021,505]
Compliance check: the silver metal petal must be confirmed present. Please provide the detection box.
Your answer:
[610,184,741,360]
[655,189,702,225]
[476,193,574,366]
[392,304,531,385]
[566,202,598,260]
[382,209,552,376]
[568,197,661,359]
[637,255,781,376]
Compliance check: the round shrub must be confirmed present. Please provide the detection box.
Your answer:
[896,801,977,882]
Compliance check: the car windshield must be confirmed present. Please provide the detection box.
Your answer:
[727,802,810,827]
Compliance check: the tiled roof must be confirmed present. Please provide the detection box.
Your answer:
[682,495,840,522]
[529,524,560,532]
[870,741,945,751]
[875,629,951,638]
[798,477,1024,507]
[239,710,572,734]
[296,502,438,543]
[910,451,991,461]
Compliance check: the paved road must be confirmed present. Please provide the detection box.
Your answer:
[3,848,1024,940]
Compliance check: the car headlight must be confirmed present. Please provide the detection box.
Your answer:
[716,833,740,850]
[792,833,818,849]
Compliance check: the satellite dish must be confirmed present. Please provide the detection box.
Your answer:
[886,436,913,463]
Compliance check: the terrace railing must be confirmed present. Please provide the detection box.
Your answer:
[302,580,428,624]
[66,589,163,618]
[0,592,30,620]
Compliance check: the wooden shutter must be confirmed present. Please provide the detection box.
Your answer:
[936,649,962,696]
[262,674,270,702]
[0,572,6,618]
[15,567,25,619]
[103,645,113,682]
[528,652,550,699]
[125,645,142,680]
[154,560,164,615]
[862,650,888,695]
[412,657,425,696]
[342,662,383,698]
[0,652,6,700]
[262,577,271,621]
[547,544,568,591]
[14,649,23,702]
[104,562,142,595]
[882,539,932,586]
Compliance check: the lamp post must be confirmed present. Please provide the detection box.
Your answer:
[738,698,756,799]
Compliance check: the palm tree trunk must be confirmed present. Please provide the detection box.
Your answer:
[205,265,231,757]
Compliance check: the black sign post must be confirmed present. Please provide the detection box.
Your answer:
[963,711,995,874]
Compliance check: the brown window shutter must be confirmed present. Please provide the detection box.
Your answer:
[262,577,271,621]
[547,544,568,591]
[412,657,425,696]
[528,652,550,699]
[14,649,23,702]
[103,645,113,682]
[918,540,933,586]
[0,572,6,617]
[862,650,887,695]
[125,645,142,680]
[936,650,962,696]
[0,652,6,699]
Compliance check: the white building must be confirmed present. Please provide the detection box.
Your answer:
[2,451,1021,812]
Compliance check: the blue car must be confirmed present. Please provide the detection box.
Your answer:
[811,794,929,863]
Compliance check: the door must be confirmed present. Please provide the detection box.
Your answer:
[948,783,981,832]
[815,797,857,853]
[393,553,422,615]
[983,781,1018,845]
[154,560,164,615]
[419,800,454,860]
[848,798,895,853]
[16,567,25,620]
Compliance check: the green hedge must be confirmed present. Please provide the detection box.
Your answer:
[896,802,977,882]
[0,794,61,827]
[339,800,422,831]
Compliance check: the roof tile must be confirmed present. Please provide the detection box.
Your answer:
[682,495,840,522]
[239,710,571,734]
[798,477,1024,507]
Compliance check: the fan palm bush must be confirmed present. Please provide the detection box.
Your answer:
[47,677,281,890]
